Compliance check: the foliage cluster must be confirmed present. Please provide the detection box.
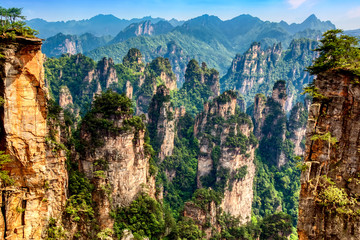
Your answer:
[307,29,360,76]
[0,6,38,38]
[46,218,66,240]
[79,90,145,150]
[112,193,174,240]
[156,113,199,218]
[0,151,13,185]
[171,59,218,115]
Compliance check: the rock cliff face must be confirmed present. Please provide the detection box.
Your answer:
[135,57,177,115]
[221,39,317,105]
[148,86,176,161]
[79,92,155,231]
[297,70,360,240]
[109,20,174,45]
[255,81,288,167]
[42,33,111,57]
[0,37,67,239]
[82,57,118,94]
[194,91,256,225]
[288,102,307,156]
[59,85,73,109]
[183,200,220,239]
[162,41,189,86]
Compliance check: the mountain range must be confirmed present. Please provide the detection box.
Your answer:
[39,14,335,84]
[26,14,182,38]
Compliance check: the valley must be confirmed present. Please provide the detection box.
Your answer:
[1,7,360,240]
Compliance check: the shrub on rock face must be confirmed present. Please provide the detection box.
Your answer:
[307,29,360,76]
[0,6,38,38]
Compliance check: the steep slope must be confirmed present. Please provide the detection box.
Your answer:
[26,15,167,38]
[0,37,67,239]
[171,60,220,115]
[109,20,174,45]
[86,13,333,84]
[77,91,156,232]
[297,70,360,239]
[42,33,112,57]
[45,49,177,116]
[195,91,257,223]
[221,38,318,109]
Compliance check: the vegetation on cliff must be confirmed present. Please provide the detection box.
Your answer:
[171,59,219,115]
[307,29,360,76]
[0,6,38,38]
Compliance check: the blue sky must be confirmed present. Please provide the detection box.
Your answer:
[2,0,360,30]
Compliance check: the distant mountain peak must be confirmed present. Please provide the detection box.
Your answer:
[303,14,320,23]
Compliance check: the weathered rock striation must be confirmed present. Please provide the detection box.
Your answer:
[0,37,67,239]
[148,86,176,161]
[194,91,257,228]
[58,85,73,109]
[298,70,360,240]
[135,57,177,115]
[255,81,288,167]
[221,39,317,106]
[288,102,307,156]
[79,92,155,231]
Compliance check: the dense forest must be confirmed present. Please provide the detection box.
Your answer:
[2,6,360,239]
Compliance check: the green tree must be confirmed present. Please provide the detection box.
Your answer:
[0,151,13,185]
[307,29,360,75]
[0,6,37,38]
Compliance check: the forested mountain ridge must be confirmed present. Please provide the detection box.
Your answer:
[86,14,333,82]
[26,14,168,38]
[40,13,334,84]
[42,32,112,57]
[221,38,318,110]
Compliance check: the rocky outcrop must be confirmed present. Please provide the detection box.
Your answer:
[162,41,189,86]
[183,200,220,239]
[253,93,267,138]
[194,91,256,227]
[83,57,118,92]
[42,33,111,57]
[0,37,67,239]
[254,81,288,167]
[221,39,317,105]
[148,86,176,161]
[136,57,177,115]
[59,85,73,109]
[200,62,220,99]
[109,20,174,45]
[79,92,155,231]
[271,80,287,110]
[288,102,307,156]
[297,70,360,240]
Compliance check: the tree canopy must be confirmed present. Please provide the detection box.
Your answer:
[307,29,360,76]
[0,6,38,38]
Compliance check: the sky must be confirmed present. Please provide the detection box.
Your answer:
[2,0,360,30]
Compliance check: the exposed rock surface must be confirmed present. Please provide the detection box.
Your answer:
[183,200,220,239]
[221,39,317,105]
[59,85,73,108]
[135,57,177,115]
[0,37,67,239]
[298,70,360,240]
[254,81,288,167]
[79,96,155,231]
[288,102,307,156]
[194,91,256,226]
[148,86,176,161]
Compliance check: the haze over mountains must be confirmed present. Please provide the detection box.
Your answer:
[26,14,184,38]
[37,13,338,84]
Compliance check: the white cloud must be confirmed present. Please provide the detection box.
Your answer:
[348,6,360,19]
[287,0,308,9]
